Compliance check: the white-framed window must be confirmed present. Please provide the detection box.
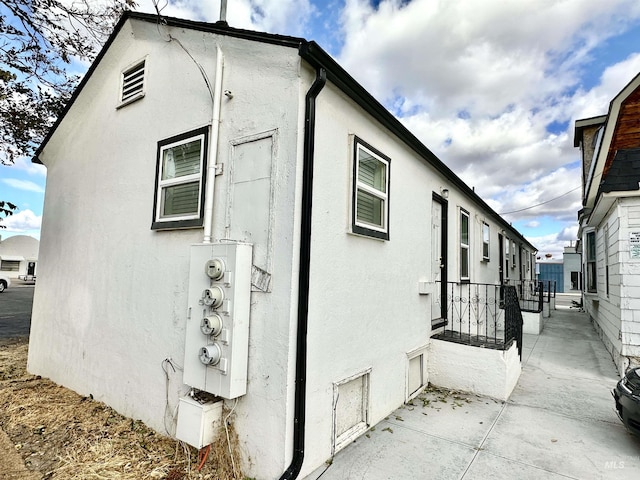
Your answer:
[505,239,510,278]
[118,58,146,108]
[511,241,516,268]
[586,230,597,293]
[460,209,470,280]
[482,222,490,261]
[604,224,610,297]
[152,126,209,230]
[352,137,390,240]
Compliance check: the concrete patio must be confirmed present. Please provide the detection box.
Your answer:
[304,294,640,479]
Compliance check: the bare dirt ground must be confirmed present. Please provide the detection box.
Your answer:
[0,337,243,480]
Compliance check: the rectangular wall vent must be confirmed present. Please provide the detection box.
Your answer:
[121,60,145,104]
[332,369,370,454]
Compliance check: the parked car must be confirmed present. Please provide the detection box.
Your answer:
[613,367,640,436]
[0,274,10,293]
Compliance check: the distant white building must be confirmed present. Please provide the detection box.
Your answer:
[28,12,537,479]
[563,245,582,292]
[0,235,39,278]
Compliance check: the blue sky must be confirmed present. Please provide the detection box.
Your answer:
[2,0,640,259]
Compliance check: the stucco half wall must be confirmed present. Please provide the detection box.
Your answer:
[522,311,543,335]
[428,339,521,401]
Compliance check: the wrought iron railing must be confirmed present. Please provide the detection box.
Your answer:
[505,279,543,312]
[433,282,523,358]
[504,279,556,312]
[541,280,556,303]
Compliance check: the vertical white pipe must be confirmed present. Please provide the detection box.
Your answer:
[203,46,224,244]
[220,0,228,22]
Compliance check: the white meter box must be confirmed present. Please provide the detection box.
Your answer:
[176,396,223,449]
[183,242,253,399]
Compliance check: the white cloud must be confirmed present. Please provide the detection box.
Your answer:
[527,225,579,259]
[2,178,45,193]
[557,225,579,241]
[7,156,47,176]
[529,234,569,260]
[333,0,640,247]
[339,0,640,111]
[571,52,640,120]
[1,209,42,232]
[140,0,315,36]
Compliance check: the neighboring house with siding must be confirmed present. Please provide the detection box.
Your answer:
[0,235,39,278]
[575,71,640,375]
[28,12,537,479]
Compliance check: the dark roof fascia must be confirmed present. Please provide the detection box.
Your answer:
[573,114,607,147]
[32,11,305,164]
[299,41,536,252]
[126,11,305,48]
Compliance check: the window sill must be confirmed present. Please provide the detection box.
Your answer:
[152,219,203,230]
[116,92,145,110]
[348,228,389,241]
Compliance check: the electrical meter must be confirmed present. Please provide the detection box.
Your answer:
[199,344,222,366]
[205,258,225,280]
[184,242,252,399]
[201,314,223,336]
[202,287,224,308]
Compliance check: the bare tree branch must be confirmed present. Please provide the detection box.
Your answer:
[0,0,137,165]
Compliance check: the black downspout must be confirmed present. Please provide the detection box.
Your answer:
[279,66,326,480]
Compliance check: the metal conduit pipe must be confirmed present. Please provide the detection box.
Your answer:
[279,65,326,480]
[203,46,224,244]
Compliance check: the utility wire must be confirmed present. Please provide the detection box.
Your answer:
[498,186,581,215]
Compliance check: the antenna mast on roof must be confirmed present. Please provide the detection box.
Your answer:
[219,0,228,25]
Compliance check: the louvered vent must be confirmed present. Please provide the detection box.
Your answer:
[121,61,145,103]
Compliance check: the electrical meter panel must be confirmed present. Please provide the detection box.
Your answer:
[183,242,252,399]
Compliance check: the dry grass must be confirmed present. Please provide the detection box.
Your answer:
[0,338,245,480]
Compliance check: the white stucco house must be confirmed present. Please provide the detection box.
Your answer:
[28,12,537,479]
[575,71,640,375]
[0,235,39,278]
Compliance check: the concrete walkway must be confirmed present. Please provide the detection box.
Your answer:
[305,294,640,479]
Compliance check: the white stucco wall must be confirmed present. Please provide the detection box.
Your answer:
[28,19,304,479]
[428,339,521,400]
[522,311,543,335]
[299,79,530,476]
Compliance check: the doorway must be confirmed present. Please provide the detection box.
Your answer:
[432,193,448,327]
